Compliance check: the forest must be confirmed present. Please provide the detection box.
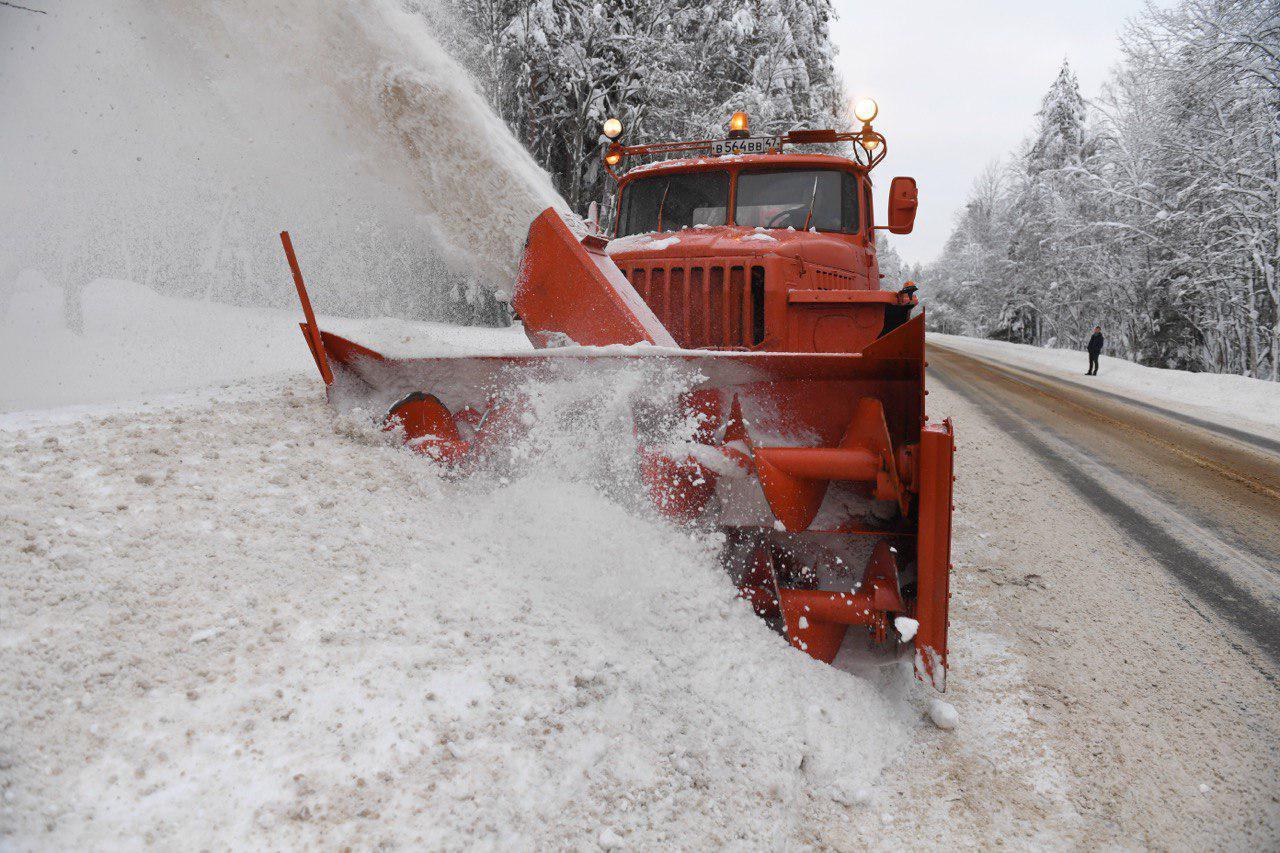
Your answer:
[924,0,1278,380]
[454,0,1278,380]
[450,0,849,214]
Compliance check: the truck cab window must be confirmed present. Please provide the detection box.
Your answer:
[735,170,859,233]
[617,172,729,236]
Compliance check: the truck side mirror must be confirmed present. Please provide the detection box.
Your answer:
[887,176,918,235]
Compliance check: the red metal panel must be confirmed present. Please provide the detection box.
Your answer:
[809,264,857,291]
[630,267,647,303]
[514,208,676,348]
[688,267,705,348]
[669,267,687,343]
[728,266,744,345]
[709,267,725,345]
[914,418,954,691]
[650,267,666,329]
[788,290,899,304]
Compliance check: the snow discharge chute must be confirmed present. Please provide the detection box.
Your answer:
[281,108,955,690]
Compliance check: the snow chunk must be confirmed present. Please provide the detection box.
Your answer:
[604,233,680,255]
[188,626,222,644]
[928,698,958,730]
[894,616,918,642]
[830,778,872,806]
[742,233,778,242]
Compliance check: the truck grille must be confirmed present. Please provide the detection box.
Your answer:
[621,263,766,349]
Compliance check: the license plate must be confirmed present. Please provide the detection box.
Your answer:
[711,136,781,156]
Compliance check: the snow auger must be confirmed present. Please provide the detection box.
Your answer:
[281,102,955,689]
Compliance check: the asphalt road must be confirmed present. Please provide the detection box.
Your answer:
[927,343,1280,676]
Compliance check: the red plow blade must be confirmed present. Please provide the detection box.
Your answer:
[305,319,952,689]
[280,210,953,690]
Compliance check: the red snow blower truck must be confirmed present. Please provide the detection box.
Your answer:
[282,100,955,689]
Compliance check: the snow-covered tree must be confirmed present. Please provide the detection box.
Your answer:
[927,0,1279,381]
[458,0,847,213]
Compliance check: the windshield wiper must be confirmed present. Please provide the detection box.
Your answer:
[802,175,819,231]
[657,180,671,232]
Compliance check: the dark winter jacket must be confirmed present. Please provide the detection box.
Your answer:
[1087,332,1104,355]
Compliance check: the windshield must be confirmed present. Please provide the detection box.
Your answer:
[735,170,859,233]
[617,171,729,236]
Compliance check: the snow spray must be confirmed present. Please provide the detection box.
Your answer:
[0,0,563,320]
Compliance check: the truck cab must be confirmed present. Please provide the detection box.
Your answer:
[601,112,917,354]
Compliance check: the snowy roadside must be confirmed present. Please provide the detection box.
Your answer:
[912,378,1280,848]
[0,277,529,416]
[930,333,1280,436]
[0,282,1082,847]
[0,373,935,848]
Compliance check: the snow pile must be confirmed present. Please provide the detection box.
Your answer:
[0,277,528,414]
[0,372,908,847]
[932,334,1280,433]
[605,233,682,255]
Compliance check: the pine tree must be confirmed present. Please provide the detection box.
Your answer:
[461,0,848,213]
[1001,59,1090,344]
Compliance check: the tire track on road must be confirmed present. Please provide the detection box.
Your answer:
[928,346,1280,673]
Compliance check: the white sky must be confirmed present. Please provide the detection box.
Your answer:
[831,0,1164,266]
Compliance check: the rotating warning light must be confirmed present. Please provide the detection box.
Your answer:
[728,111,750,137]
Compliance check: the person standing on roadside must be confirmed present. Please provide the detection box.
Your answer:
[1086,325,1104,376]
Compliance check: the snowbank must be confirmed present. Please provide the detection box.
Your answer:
[0,276,528,414]
[0,266,918,847]
[0,372,909,847]
[931,334,1280,435]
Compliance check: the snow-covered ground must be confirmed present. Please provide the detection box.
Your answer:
[0,284,929,847]
[7,281,1280,846]
[931,333,1280,435]
[0,276,528,417]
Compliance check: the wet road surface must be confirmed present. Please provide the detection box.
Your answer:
[927,343,1280,674]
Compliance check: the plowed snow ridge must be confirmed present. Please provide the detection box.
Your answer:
[0,372,909,847]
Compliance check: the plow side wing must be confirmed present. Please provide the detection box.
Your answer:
[515,209,677,349]
[914,418,954,689]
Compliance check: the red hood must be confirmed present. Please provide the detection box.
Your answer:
[605,225,873,277]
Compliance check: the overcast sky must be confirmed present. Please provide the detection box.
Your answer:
[830,0,1165,266]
